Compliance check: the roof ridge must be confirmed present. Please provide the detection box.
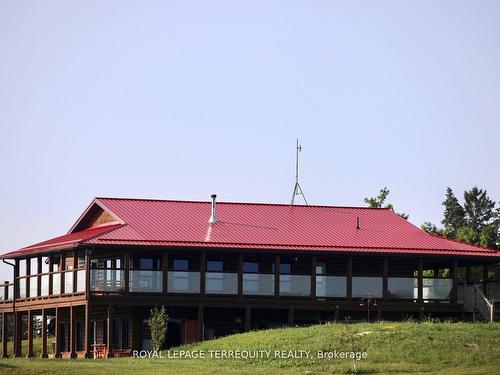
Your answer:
[94,196,389,210]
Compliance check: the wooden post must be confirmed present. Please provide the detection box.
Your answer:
[49,255,54,295]
[27,310,34,357]
[238,254,243,297]
[452,260,459,303]
[465,265,471,285]
[124,251,130,294]
[26,258,31,299]
[14,311,21,357]
[85,249,91,298]
[84,303,92,358]
[37,255,42,297]
[311,256,317,299]
[288,308,294,326]
[244,306,251,331]
[383,258,389,301]
[106,304,113,358]
[70,306,76,358]
[347,257,352,300]
[61,253,66,294]
[483,264,489,298]
[55,307,61,358]
[1,312,7,358]
[418,259,423,302]
[197,305,204,341]
[41,309,48,358]
[162,253,169,294]
[274,254,280,298]
[14,259,20,299]
[73,251,78,293]
[200,253,206,297]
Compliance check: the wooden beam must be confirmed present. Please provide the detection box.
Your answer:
[37,255,42,297]
[451,260,459,303]
[1,312,7,358]
[70,306,76,358]
[483,265,488,298]
[124,251,131,294]
[162,253,168,294]
[84,303,92,358]
[73,251,78,293]
[49,255,54,296]
[417,259,423,302]
[238,254,243,297]
[41,309,48,358]
[244,306,251,331]
[54,307,61,358]
[311,256,317,299]
[200,253,206,297]
[27,310,34,357]
[85,249,90,299]
[26,258,31,299]
[14,311,21,357]
[106,304,113,358]
[274,254,280,298]
[383,258,388,301]
[347,257,352,300]
[197,305,204,341]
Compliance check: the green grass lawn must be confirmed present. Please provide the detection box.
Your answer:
[1,321,499,374]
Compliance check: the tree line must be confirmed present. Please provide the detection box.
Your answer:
[365,186,500,249]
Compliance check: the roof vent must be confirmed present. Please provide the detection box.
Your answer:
[356,216,360,230]
[208,194,218,224]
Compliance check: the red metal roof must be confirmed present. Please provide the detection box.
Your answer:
[1,223,122,258]
[2,197,499,258]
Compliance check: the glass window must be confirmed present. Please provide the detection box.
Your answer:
[30,258,38,275]
[207,261,223,272]
[135,257,161,270]
[52,255,61,272]
[173,259,189,271]
[65,252,74,270]
[77,253,85,269]
[29,276,38,297]
[19,259,27,277]
[280,263,291,274]
[316,263,326,275]
[41,256,50,273]
[243,262,259,273]
[19,278,26,299]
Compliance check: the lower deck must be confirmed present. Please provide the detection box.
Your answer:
[0,300,467,359]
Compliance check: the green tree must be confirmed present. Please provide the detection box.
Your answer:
[455,226,478,245]
[364,187,409,220]
[147,306,168,352]
[441,187,465,238]
[463,187,496,233]
[421,221,442,235]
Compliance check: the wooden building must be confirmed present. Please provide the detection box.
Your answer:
[0,195,499,358]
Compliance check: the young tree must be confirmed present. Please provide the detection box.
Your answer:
[147,306,168,352]
[364,187,409,220]
[441,187,465,238]
[341,326,363,374]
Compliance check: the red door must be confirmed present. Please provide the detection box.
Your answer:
[181,320,199,344]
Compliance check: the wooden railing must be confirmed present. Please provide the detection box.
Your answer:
[458,284,495,322]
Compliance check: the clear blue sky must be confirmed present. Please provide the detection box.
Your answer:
[1,1,499,281]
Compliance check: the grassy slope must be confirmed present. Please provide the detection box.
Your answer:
[0,322,499,375]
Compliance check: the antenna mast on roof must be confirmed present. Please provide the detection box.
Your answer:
[291,138,308,205]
